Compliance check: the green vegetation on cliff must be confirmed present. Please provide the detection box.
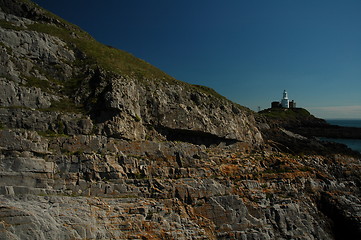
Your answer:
[26,22,176,82]
[259,108,312,120]
[1,0,176,82]
[4,0,234,103]
[0,0,258,123]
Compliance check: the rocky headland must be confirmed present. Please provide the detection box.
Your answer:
[258,108,361,155]
[259,108,361,139]
[0,0,360,239]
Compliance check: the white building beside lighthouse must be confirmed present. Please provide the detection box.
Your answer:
[281,90,289,108]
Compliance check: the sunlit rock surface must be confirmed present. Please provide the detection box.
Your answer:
[0,0,360,239]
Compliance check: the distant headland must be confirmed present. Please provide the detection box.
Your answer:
[258,96,361,155]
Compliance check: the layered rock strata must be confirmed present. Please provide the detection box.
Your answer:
[0,1,360,240]
[0,128,360,239]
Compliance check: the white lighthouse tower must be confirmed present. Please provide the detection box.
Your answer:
[281,90,289,108]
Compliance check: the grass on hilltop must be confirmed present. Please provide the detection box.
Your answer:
[3,0,243,109]
[26,22,176,83]
[20,0,171,80]
[259,108,312,120]
[26,21,234,101]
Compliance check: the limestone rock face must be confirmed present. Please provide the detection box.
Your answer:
[0,80,57,108]
[88,76,263,143]
[138,82,262,143]
[0,1,360,240]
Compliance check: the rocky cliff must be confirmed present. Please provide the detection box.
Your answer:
[0,1,361,239]
[0,0,262,145]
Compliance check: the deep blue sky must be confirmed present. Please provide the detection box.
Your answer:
[32,0,361,119]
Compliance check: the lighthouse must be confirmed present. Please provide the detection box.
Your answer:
[281,90,289,108]
[270,90,296,109]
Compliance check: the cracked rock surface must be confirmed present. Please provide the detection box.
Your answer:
[0,1,360,239]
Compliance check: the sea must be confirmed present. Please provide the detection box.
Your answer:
[322,119,361,153]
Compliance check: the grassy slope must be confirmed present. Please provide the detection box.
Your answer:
[0,0,254,115]
[20,0,167,80]
[259,108,313,121]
